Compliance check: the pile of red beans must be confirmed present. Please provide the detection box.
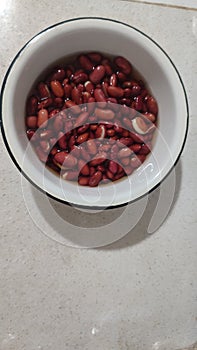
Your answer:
[25,52,158,187]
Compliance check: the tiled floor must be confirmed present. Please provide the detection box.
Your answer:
[0,1,197,349]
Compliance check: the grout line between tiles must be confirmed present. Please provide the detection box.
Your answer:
[121,0,197,12]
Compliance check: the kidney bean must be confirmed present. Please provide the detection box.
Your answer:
[78,176,89,186]
[86,139,97,155]
[109,73,117,87]
[89,171,103,187]
[122,117,133,131]
[124,165,134,175]
[89,65,105,84]
[139,142,152,155]
[53,97,63,108]
[116,71,127,82]
[114,171,125,181]
[146,96,158,115]
[131,83,141,97]
[94,88,107,106]
[108,160,118,174]
[88,52,102,63]
[26,51,158,187]
[119,98,131,106]
[101,81,109,98]
[78,159,89,176]
[36,147,48,163]
[84,81,94,94]
[107,86,124,98]
[114,56,132,75]
[38,82,51,98]
[107,129,115,137]
[54,151,77,168]
[130,155,142,168]
[38,98,53,110]
[26,129,35,140]
[26,116,37,129]
[117,164,124,174]
[95,125,106,139]
[40,129,52,139]
[130,143,141,153]
[37,109,48,128]
[50,80,64,97]
[68,135,75,150]
[53,115,63,132]
[27,96,38,115]
[77,132,89,144]
[72,71,88,84]
[50,68,66,81]
[71,87,82,105]
[103,63,113,76]
[118,147,133,158]
[121,157,130,166]
[94,108,115,121]
[78,54,94,71]
[64,84,72,99]
[58,132,67,149]
[143,112,156,123]
[62,171,78,181]
[40,140,50,153]
[119,137,133,147]
[89,153,107,167]
[65,100,81,115]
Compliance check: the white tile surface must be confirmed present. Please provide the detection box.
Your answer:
[0,1,197,350]
[129,0,197,9]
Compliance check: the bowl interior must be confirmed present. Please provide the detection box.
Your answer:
[1,18,188,207]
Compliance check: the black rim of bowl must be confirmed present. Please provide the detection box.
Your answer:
[0,17,189,210]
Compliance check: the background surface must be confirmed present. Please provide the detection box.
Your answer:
[0,0,197,349]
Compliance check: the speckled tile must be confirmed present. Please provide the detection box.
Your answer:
[0,1,197,350]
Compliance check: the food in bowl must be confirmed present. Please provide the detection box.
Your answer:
[25,52,158,187]
[0,18,188,207]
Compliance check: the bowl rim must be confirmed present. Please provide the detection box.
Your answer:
[0,16,189,209]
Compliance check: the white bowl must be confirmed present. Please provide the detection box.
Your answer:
[0,17,188,208]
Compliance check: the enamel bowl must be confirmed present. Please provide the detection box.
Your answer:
[0,17,188,208]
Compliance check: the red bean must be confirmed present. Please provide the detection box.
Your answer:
[87,52,102,63]
[38,82,51,98]
[50,68,66,81]
[26,116,37,129]
[118,147,133,158]
[110,74,117,87]
[114,56,132,75]
[62,171,78,181]
[65,100,81,115]
[74,112,89,128]
[78,54,94,71]
[89,65,105,84]
[86,139,97,155]
[54,152,77,168]
[78,177,89,186]
[27,96,38,115]
[94,108,115,121]
[146,96,158,115]
[77,132,89,144]
[25,51,158,187]
[89,171,103,187]
[109,160,118,174]
[37,109,48,128]
[72,71,88,84]
[71,87,82,104]
[84,81,94,94]
[107,86,124,98]
[50,80,64,97]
